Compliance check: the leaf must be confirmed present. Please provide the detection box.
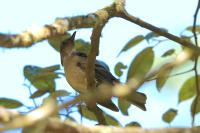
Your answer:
[41,65,60,72]
[161,49,175,57]
[65,116,77,122]
[118,35,144,56]
[191,96,200,116]
[78,105,97,121]
[31,72,59,80]
[52,90,69,97]
[162,108,177,123]
[186,25,200,33]
[126,91,147,111]
[24,65,60,92]
[104,113,121,126]
[0,98,23,108]
[114,62,127,77]
[30,89,48,98]
[127,47,154,81]
[156,64,173,91]
[31,78,55,91]
[118,98,131,116]
[125,121,141,127]
[48,33,71,52]
[178,76,199,103]
[145,28,168,42]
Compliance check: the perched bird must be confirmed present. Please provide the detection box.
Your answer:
[60,32,146,111]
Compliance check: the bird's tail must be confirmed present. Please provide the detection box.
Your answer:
[98,100,119,112]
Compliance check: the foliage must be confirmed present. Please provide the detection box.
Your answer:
[1,0,200,131]
[162,108,177,124]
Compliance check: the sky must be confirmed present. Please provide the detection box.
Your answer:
[0,0,200,132]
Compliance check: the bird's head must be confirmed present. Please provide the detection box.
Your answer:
[60,31,76,55]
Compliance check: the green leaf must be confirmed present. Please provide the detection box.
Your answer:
[75,39,91,54]
[104,113,121,126]
[0,98,23,108]
[48,33,71,52]
[161,49,175,57]
[30,78,55,91]
[162,108,177,123]
[127,47,154,81]
[114,62,127,77]
[65,116,77,122]
[125,91,147,111]
[191,96,200,116]
[178,76,198,103]
[78,105,97,121]
[118,98,131,116]
[24,65,60,92]
[186,25,200,33]
[41,65,60,72]
[118,35,144,56]
[125,121,141,127]
[30,89,48,98]
[52,90,69,97]
[156,64,173,91]
[145,28,167,42]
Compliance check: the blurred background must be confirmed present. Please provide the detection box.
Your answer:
[0,0,199,132]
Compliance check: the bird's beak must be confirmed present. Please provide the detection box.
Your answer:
[61,31,76,47]
[69,31,76,41]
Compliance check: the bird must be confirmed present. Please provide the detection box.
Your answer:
[60,31,146,111]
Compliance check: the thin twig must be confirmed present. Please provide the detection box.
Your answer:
[59,95,82,110]
[23,83,37,108]
[146,68,193,82]
[118,10,200,54]
[191,0,200,126]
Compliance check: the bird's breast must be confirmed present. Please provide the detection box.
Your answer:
[63,56,87,93]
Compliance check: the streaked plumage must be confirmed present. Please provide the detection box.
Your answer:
[60,32,146,111]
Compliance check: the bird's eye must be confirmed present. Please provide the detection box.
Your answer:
[76,62,81,67]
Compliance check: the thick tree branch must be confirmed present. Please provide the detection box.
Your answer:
[2,101,200,133]
[0,15,97,48]
[85,0,125,124]
[85,0,126,89]
[1,0,199,55]
[86,22,108,124]
[46,119,200,133]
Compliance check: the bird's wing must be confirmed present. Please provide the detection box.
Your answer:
[95,60,119,85]
[72,51,118,84]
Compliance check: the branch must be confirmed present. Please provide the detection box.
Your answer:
[0,97,57,131]
[86,24,104,90]
[46,119,200,133]
[1,0,200,56]
[0,0,123,48]
[118,10,200,55]
[192,0,200,126]
[0,15,97,48]
[85,0,125,124]
[1,106,200,133]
